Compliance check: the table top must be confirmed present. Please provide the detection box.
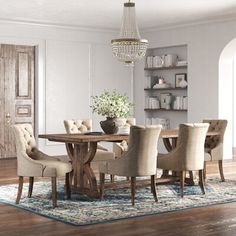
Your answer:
[39,129,220,144]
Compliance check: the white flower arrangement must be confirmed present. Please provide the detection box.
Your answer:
[91,90,133,118]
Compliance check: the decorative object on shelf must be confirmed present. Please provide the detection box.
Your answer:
[91,90,133,134]
[176,60,188,66]
[164,54,178,67]
[175,73,187,88]
[165,94,172,110]
[111,0,148,66]
[160,93,171,109]
[152,76,171,89]
[152,117,170,129]
[152,55,165,68]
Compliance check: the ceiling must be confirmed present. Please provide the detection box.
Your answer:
[0,0,236,31]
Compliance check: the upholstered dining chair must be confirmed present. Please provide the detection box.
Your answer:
[12,124,72,208]
[99,125,162,205]
[203,119,228,181]
[157,123,209,197]
[111,118,136,182]
[64,119,115,182]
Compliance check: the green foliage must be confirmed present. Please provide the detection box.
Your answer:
[91,90,133,118]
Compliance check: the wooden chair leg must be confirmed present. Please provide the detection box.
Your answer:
[199,170,205,194]
[65,173,71,199]
[16,176,24,204]
[203,161,206,180]
[51,177,57,208]
[69,170,74,187]
[189,171,194,182]
[99,173,105,200]
[151,175,158,202]
[110,174,114,183]
[180,171,185,198]
[218,160,225,182]
[28,177,34,198]
[131,177,136,206]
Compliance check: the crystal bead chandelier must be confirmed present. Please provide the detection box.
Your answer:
[111,0,148,66]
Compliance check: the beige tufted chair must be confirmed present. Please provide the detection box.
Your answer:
[64,119,115,182]
[64,119,110,152]
[203,119,228,181]
[157,123,209,197]
[99,125,162,205]
[111,118,136,182]
[12,124,72,208]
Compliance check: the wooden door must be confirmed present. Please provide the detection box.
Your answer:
[0,44,35,158]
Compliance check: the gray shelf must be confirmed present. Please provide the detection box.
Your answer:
[144,65,187,71]
[144,87,187,91]
[144,108,187,112]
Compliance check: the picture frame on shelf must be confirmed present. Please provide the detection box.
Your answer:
[175,73,187,88]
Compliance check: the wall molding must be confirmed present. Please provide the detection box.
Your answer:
[0,18,117,34]
[142,14,236,33]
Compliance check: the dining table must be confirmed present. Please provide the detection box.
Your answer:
[39,129,220,198]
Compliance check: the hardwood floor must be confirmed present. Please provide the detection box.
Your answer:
[0,158,236,236]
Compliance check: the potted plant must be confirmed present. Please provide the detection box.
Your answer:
[91,90,133,134]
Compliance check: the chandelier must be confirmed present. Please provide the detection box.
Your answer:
[111,0,148,66]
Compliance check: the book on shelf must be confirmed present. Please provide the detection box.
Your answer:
[172,96,188,110]
[145,76,152,88]
[150,117,170,129]
[145,96,160,109]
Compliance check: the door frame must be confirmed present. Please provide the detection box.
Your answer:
[0,37,46,147]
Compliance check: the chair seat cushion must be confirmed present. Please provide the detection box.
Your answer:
[36,160,72,177]
[204,152,212,161]
[93,150,115,162]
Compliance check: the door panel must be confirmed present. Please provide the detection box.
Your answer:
[0,44,35,158]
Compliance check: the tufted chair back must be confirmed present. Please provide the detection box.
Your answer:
[13,124,43,177]
[116,117,136,127]
[64,119,92,134]
[203,120,227,149]
[13,124,37,157]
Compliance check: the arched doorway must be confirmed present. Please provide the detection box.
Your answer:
[219,38,236,159]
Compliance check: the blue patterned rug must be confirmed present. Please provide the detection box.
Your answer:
[0,177,236,226]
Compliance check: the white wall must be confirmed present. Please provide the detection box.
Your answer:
[0,22,132,155]
[135,19,236,159]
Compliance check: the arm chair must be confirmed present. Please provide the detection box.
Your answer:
[203,119,228,181]
[64,119,107,151]
[157,123,209,197]
[99,125,162,205]
[112,118,136,182]
[63,119,115,183]
[12,124,72,208]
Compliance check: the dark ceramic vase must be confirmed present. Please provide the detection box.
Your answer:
[100,117,119,134]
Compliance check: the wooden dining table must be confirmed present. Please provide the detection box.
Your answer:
[39,129,219,198]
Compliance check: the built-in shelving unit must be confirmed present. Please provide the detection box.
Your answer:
[144,44,188,129]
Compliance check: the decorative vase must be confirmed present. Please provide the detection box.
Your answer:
[100,117,119,134]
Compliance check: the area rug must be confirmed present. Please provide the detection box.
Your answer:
[0,177,236,226]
